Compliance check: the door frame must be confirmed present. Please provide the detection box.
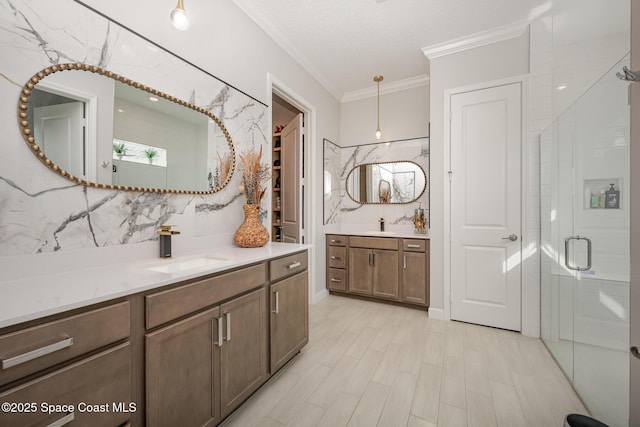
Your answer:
[443,74,531,333]
[267,74,319,303]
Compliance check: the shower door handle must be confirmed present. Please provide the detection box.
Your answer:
[617,66,640,83]
[564,236,592,271]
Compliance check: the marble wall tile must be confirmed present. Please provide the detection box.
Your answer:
[0,0,269,256]
[323,137,430,228]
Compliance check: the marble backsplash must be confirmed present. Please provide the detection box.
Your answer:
[0,0,269,256]
[323,137,430,229]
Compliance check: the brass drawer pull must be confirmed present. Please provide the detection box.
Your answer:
[1,336,74,369]
[287,261,302,270]
[407,244,421,249]
[47,411,75,427]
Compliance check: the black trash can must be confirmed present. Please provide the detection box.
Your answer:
[564,414,610,427]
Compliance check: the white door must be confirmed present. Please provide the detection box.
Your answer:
[450,83,522,331]
[281,113,303,243]
[34,102,85,178]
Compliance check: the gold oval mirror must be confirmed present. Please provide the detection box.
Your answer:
[18,63,235,194]
[345,160,426,204]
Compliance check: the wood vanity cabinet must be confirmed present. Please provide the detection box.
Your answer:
[327,235,429,309]
[145,263,268,425]
[269,252,309,373]
[0,302,132,427]
[349,237,399,300]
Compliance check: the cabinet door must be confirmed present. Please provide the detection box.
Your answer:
[146,307,221,427]
[402,252,427,305]
[220,288,268,419]
[372,249,399,300]
[270,272,309,373]
[348,247,373,295]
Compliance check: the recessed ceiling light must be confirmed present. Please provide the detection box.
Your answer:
[148,96,159,102]
[557,84,567,90]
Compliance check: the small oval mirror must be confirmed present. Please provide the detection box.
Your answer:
[345,161,426,204]
[18,63,235,194]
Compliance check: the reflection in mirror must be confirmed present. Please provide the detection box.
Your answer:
[19,63,235,194]
[346,161,426,204]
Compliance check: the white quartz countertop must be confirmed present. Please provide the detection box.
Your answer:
[324,224,429,239]
[0,241,310,329]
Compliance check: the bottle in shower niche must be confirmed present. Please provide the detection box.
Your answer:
[584,186,591,209]
[605,183,620,208]
[598,190,606,208]
[590,192,600,208]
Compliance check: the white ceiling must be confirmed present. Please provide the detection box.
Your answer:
[231,0,550,100]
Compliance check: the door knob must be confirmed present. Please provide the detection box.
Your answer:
[501,234,518,242]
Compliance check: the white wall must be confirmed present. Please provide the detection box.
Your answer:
[340,85,429,146]
[428,32,530,319]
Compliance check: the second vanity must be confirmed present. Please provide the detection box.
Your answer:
[326,230,429,310]
[0,242,309,427]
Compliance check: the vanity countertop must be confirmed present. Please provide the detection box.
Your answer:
[324,224,429,240]
[0,241,310,329]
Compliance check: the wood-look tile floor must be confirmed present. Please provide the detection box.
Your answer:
[221,295,588,427]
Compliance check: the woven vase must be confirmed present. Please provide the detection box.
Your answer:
[233,204,270,248]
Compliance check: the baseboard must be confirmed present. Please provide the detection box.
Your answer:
[428,307,445,320]
[311,289,329,304]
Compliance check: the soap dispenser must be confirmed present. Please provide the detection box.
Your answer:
[157,225,181,258]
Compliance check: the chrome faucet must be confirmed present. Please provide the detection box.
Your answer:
[379,217,385,232]
[157,225,180,258]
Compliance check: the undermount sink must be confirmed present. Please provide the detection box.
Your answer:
[361,230,396,235]
[142,256,229,273]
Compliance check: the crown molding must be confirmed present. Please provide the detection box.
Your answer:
[232,0,343,101]
[421,20,530,60]
[341,75,430,103]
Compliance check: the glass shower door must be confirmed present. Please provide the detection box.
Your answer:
[541,56,631,427]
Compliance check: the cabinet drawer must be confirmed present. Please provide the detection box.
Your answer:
[146,264,266,329]
[0,302,130,387]
[326,235,346,246]
[402,239,426,252]
[327,268,347,292]
[269,251,308,282]
[0,343,131,427]
[349,236,398,251]
[328,246,347,268]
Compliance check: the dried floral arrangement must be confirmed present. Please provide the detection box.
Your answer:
[239,146,270,205]
[218,151,233,184]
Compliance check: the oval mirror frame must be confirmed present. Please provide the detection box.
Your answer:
[17,63,235,194]
[345,160,427,204]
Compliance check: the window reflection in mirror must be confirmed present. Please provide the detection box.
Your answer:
[21,65,234,193]
[346,161,426,204]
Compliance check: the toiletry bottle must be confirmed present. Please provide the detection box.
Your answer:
[591,193,599,208]
[584,186,591,209]
[598,190,606,208]
[605,183,620,208]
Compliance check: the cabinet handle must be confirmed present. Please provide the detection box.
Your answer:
[372,253,376,266]
[225,312,231,341]
[407,244,421,249]
[330,239,342,244]
[403,255,407,269]
[288,261,301,269]
[1,336,73,369]
[330,278,342,283]
[368,253,373,265]
[330,256,341,260]
[215,317,224,347]
[273,291,280,314]
[47,411,75,427]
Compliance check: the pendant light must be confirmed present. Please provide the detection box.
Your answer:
[171,0,191,31]
[374,75,383,139]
